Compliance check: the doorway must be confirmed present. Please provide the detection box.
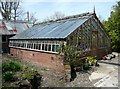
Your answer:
[91,30,98,57]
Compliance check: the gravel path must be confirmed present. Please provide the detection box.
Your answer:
[65,69,95,87]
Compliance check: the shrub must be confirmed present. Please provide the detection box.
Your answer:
[29,71,42,89]
[3,71,14,82]
[83,63,90,70]
[2,62,9,72]
[85,56,97,66]
[9,61,22,72]
[22,70,37,80]
[2,60,22,72]
[22,70,42,88]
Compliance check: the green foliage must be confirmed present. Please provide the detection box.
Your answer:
[2,60,22,72]
[22,71,34,80]
[22,70,39,80]
[2,60,23,82]
[59,44,82,67]
[3,71,14,82]
[83,63,90,70]
[103,1,120,52]
[2,58,42,88]
[85,56,97,65]
[22,69,42,88]
[83,56,97,70]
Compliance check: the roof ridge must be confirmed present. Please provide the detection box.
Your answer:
[0,19,31,23]
[38,12,94,25]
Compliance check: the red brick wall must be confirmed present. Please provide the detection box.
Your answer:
[10,47,111,71]
[85,47,112,59]
[10,48,65,71]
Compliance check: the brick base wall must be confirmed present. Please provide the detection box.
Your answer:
[10,47,111,71]
[97,47,112,59]
[10,48,65,71]
[86,47,112,59]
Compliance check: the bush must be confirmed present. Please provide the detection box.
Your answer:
[22,70,37,80]
[2,59,42,88]
[22,70,42,88]
[83,63,90,70]
[2,62,9,72]
[2,60,22,72]
[3,71,14,82]
[22,71,34,80]
[85,56,97,66]
[9,61,22,72]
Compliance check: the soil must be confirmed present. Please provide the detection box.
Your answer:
[1,54,96,87]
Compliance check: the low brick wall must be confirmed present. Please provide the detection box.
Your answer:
[86,47,112,59]
[97,47,112,59]
[10,47,111,71]
[10,48,65,71]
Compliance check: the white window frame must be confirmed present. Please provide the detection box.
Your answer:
[9,40,60,53]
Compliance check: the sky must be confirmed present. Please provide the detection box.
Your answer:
[0,0,118,22]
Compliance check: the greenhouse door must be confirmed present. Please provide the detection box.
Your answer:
[91,31,98,56]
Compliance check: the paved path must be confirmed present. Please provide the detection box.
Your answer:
[89,53,120,88]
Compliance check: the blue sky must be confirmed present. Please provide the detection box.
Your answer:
[0,0,117,22]
[21,0,117,22]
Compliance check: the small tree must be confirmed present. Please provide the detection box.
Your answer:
[59,43,98,68]
[59,44,84,81]
[59,44,83,67]
[0,0,23,21]
[103,1,120,52]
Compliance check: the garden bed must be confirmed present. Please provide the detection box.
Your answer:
[1,54,99,87]
[2,54,42,88]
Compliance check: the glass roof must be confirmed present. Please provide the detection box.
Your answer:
[10,16,91,40]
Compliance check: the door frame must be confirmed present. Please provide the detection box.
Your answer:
[90,30,98,57]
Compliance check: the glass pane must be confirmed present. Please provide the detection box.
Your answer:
[52,45,55,52]
[21,42,23,47]
[34,44,36,49]
[24,43,26,48]
[92,33,97,49]
[27,43,30,48]
[45,44,47,51]
[36,44,39,49]
[48,44,51,51]
[30,43,33,49]
[42,44,45,50]
[56,45,59,52]
[38,44,41,50]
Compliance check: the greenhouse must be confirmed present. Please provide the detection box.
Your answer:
[9,12,111,70]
